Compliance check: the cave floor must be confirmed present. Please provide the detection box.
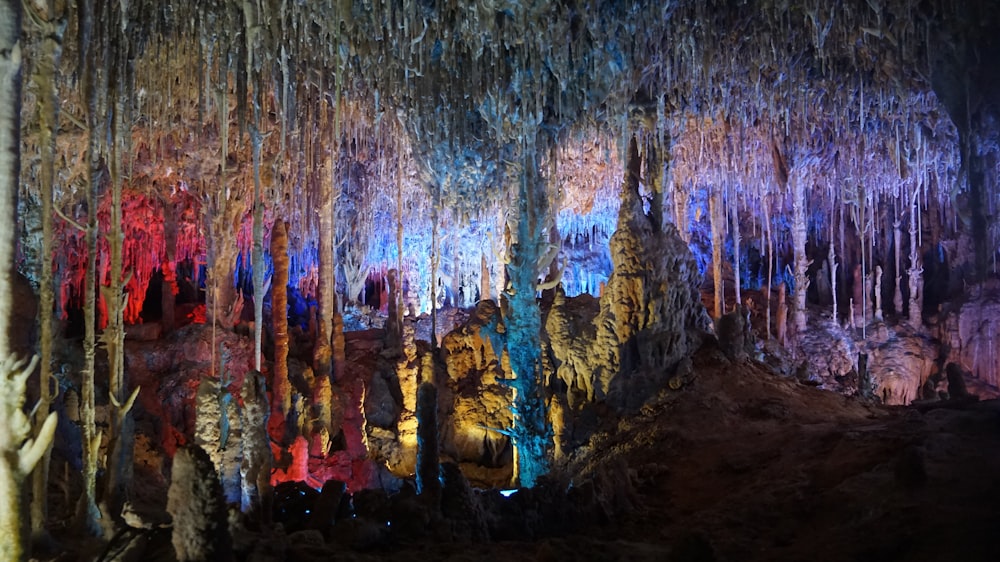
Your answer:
[271,345,1000,562]
[356,347,1000,562]
[581,348,1000,562]
[45,343,1000,562]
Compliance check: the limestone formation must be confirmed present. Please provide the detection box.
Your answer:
[271,220,291,415]
[590,138,711,412]
[943,293,1000,389]
[440,300,513,468]
[415,381,441,500]
[716,304,754,363]
[167,445,232,561]
[240,370,272,520]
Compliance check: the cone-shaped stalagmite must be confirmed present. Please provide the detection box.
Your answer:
[167,445,232,562]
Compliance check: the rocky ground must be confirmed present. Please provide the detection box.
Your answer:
[52,336,999,562]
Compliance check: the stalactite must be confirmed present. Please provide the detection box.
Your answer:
[392,149,405,346]
[451,242,460,308]
[330,36,346,384]
[250,148,264,373]
[244,0,266,373]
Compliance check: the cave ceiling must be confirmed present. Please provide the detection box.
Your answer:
[15,0,1000,306]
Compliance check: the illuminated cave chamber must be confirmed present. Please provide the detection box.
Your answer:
[7,0,1000,558]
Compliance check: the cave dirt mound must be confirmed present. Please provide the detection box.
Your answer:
[561,345,1000,562]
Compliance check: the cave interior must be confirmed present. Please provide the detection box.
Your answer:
[3,0,1000,560]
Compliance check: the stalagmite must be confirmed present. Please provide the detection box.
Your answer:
[480,253,491,303]
[908,189,923,326]
[167,445,232,561]
[710,188,725,317]
[386,268,403,354]
[102,34,136,519]
[791,173,810,335]
[503,144,552,488]
[731,190,742,309]
[430,203,440,348]
[78,0,108,535]
[893,218,904,314]
[272,220,291,414]
[829,235,839,321]
[1,5,58,556]
[776,283,788,346]
[240,370,272,521]
[161,199,177,337]
[26,0,64,540]
[415,381,440,500]
[314,124,335,379]
[874,265,884,321]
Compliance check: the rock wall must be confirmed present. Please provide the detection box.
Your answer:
[865,324,939,405]
[797,317,859,389]
[941,288,1000,390]
[439,300,513,478]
